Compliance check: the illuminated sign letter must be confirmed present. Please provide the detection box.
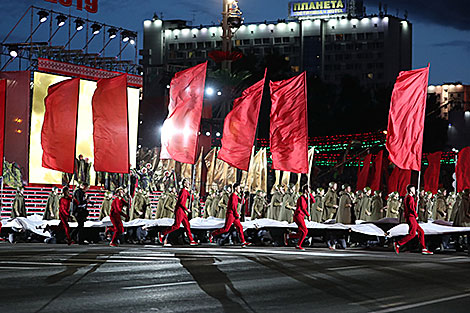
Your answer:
[309,2,316,10]
[331,0,337,8]
[337,0,344,8]
[301,2,309,10]
[293,3,301,11]
[324,1,331,9]
[316,1,323,9]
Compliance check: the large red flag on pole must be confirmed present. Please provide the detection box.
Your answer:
[270,72,308,174]
[0,79,6,176]
[423,152,442,194]
[161,62,207,164]
[41,78,80,173]
[218,71,266,171]
[92,75,129,173]
[456,147,470,192]
[386,66,429,171]
[356,154,372,191]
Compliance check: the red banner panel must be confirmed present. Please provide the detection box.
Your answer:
[0,80,6,176]
[456,147,470,192]
[218,71,266,171]
[41,78,80,173]
[92,75,129,173]
[270,72,309,174]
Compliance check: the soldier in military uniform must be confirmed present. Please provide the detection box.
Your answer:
[43,187,60,220]
[354,190,364,221]
[162,187,177,218]
[417,191,429,222]
[99,191,113,220]
[130,189,146,220]
[432,189,448,221]
[251,190,267,219]
[279,185,296,223]
[312,188,325,222]
[446,191,457,222]
[211,188,221,218]
[359,187,373,221]
[11,187,26,218]
[337,185,354,224]
[203,190,214,218]
[323,182,339,221]
[370,191,384,221]
[386,192,401,219]
[268,185,283,220]
[217,185,231,219]
[191,192,201,219]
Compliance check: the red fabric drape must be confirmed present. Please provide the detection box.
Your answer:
[218,71,266,171]
[388,166,412,196]
[160,62,207,164]
[0,80,5,176]
[356,154,372,191]
[423,152,442,194]
[41,78,80,173]
[370,151,384,191]
[270,72,308,174]
[386,66,429,171]
[92,75,129,173]
[456,147,470,192]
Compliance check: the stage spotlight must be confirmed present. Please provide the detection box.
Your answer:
[38,10,49,23]
[91,23,102,35]
[108,28,118,39]
[75,19,85,31]
[9,46,18,58]
[205,87,214,96]
[56,15,67,27]
[122,31,130,42]
[129,34,136,45]
[217,91,222,96]
[216,132,221,137]
[205,131,211,137]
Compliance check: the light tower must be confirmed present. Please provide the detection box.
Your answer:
[221,0,242,72]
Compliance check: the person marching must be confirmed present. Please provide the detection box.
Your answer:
[394,185,433,255]
[109,187,129,247]
[284,185,315,251]
[209,183,251,247]
[158,179,198,246]
[58,187,73,245]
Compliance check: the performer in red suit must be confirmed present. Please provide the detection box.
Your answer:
[394,185,433,255]
[158,179,198,246]
[58,187,73,245]
[209,183,251,247]
[284,185,314,251]
[109,188,129,247]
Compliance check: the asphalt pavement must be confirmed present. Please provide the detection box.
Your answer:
[0,243,469,313]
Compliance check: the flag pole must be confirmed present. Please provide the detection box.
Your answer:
[240,146,255,220]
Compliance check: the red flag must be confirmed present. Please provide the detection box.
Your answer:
[423,152,442,194]
[386,66,429,171]
[370,151,384,191]
[93,75,129,173]
[356,154,372,191]
[388,166,412,196]
[456,147,470,192]
[270,72,308,174]
[0,79,6,176]
[161,62,207,164]
[218,71,266,171]
[41,78,79,173]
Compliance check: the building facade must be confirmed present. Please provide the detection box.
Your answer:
[427,83,470,119]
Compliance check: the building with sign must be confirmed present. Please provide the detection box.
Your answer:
[427,83,470,119]
[142,1,411,87]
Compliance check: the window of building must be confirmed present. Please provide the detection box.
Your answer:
[366,32,374,39]
[357,33,365,40]
[378,32,384,39]
[177,52,186,59]
[282,37,290,43]
[216,41,222,47]
[345,34,353,41]
[186,42,194,49]
[335,34,344,41]
[274,37,282,43]
[263,38,271,44]
[325,35,334,42]
[254,38,262,45]
[252,48,260,54]
[205,42,212,48]
[264,47,272,54]
[335,54,343,61]
[169,43,176,51]
[291,65,300,72]
[242,39,251,45]
[197,42,205,49]
[284,46,291,53]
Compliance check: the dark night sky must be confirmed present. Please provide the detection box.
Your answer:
[1,0,469,84]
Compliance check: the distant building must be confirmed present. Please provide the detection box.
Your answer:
[427,83,470,119]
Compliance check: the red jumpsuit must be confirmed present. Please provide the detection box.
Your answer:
[162,188,194,242]
[398,195,426,249]
[109,197,129,245]
[289,194,314,248]
[58,196,72,242]
[212,193,245,242]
